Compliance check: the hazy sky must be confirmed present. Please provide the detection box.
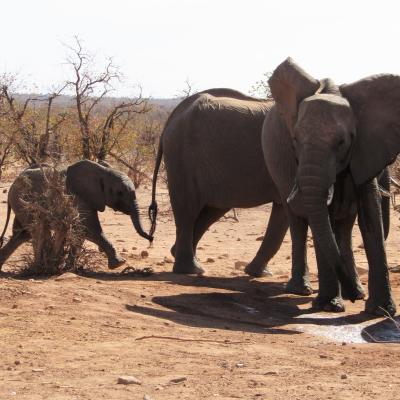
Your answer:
[2,0,399,97]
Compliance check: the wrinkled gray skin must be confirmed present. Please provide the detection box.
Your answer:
[0,160,152,271]
[263,58,398,316]
[149,89,288,275]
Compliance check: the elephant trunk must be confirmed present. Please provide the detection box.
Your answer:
[297,165,358,299]
[130,199,154,243]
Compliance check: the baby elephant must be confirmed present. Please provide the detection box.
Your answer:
[0,160,153,271]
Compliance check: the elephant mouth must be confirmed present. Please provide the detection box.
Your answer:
[287,182,334,206]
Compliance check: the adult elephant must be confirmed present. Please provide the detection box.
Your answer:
[149,89,288,276]
[0,160,152,270]
[262,57,398,315]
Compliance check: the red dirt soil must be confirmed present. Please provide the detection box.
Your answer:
[1,182,400,400]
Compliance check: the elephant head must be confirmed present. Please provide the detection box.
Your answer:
[66,160,153,242]
[269,58,356,208]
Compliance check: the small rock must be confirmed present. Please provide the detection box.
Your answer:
[341,374,348,379]
[164,256,173,264]
[256,236,264,241]
[170,376,187,384]
[122,248,128,252]
[117,375,142,385]
[132,246,137,250]
[206,257,215,263]
[234,261,247,270]
[2,189,7,193]
[140,294,146,298]
[55,272,79,281]
[156,261,165,266]
[72,296,82,303]
[32,368,44,372]
[319,354,328,359]
[264,371,278,375]
[235,363,244,368]
[341,342,347,346]
[143,395,153,400]
[14,360,21,366]
[141,250,149,258]
[237,238,241,241]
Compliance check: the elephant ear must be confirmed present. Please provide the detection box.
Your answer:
[268,57,321,133]
[66,160,106,212]
[340,74,400,186]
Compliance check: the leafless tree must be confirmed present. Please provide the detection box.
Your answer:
[0,79,67,166]
[65,36,150,161]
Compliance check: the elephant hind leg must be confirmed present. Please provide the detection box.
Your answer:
[0,219,30,271]
[170,206,229,258]
[193,206,230,252]
[245,202,288,278]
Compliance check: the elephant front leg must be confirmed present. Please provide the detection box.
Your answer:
[285,211,313,295]
[334,214,365,300]
[357,180,396,316]
[83,211,126,269]
[245,202,289,278]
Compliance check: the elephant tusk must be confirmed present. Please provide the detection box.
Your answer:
[379,185,391,198]
[327,185,334,206]
[287,182,299,204]
[390,176,400,189]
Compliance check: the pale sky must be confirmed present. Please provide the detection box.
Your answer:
[1,0,400,97]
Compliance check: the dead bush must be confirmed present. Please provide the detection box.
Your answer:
[21,166,84,275]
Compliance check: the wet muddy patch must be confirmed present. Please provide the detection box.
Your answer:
[294,313,400,344]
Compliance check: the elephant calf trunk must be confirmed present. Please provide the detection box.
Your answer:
[131,202,154,243]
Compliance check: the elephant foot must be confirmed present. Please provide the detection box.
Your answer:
[108,256,126,270]
[312,295,345,312]
[342,283,365,301]
[365,297,397,317]
[245,260,272,277]
[285,277,313,296]
[173,257,205,276]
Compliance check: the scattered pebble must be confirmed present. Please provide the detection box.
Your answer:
[235,363,244,368]
[234,261,247,270]
[256,236,264,241]
[3,189,7,193]
[264,371,278,375]
[164,257,173,263]
[132,246,137,250]
[72,296,82,303]
[319,354,328,359]
[32,368,44,373]
[341,374,348,380]
[206,257,215,263]
[170,377,187,384]
[117,375,142,385]
[122,248,128,252]
[14,360,21,366]
[141,250,149,258]
[144,395,153,400]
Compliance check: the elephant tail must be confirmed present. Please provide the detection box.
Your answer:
[148,138,163,237]
[0,201,11,248]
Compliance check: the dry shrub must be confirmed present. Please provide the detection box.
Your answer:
[21,167,84,276]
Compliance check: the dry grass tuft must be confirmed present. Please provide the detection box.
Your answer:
[20,166,84,276]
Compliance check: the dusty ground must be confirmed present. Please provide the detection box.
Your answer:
[1,180,400,400]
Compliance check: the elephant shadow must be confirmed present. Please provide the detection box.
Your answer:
[122,272,384,337]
